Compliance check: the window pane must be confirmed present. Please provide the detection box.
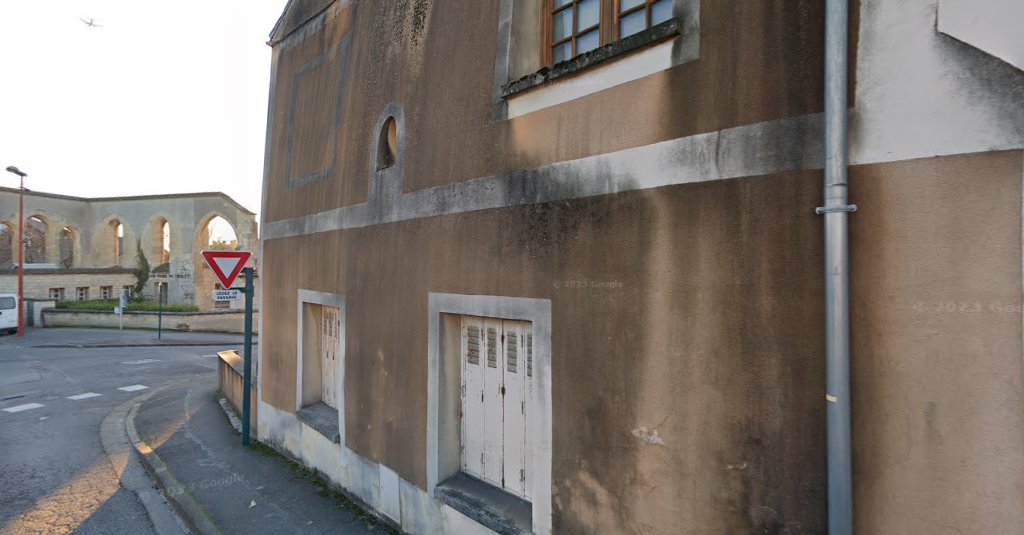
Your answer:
[619,9,646,38]
[651,0,673,25]
[553,8,573,41]
[553,0,572,8]
[553,42,572,63]
[620,0,645,12]
[577,29,599,54]
[577,0,599,29]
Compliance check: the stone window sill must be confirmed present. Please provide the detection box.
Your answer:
[501,18,682,99]
[434,472,531,535]
[296,402,340,443]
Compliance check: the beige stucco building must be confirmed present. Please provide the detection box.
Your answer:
[255,0,1024,533]
[0,188,257,310]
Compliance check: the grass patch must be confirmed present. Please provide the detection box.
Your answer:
[56,298,199,312]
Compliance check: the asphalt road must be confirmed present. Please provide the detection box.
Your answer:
[0,328,245,534]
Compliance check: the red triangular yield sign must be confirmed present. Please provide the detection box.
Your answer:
[201,251,252,289]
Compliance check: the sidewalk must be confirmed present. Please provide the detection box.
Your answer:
[0,327,254,348]
[130,376,392,535]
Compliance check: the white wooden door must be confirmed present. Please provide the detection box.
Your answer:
[460,315,533,499]
[482,319,504,487]
[502,320,528,498]
[461,317,486,479]
[523,329,534,500]
[321,305,340,409]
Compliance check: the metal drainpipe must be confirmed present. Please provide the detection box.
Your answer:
[816,0,857,533]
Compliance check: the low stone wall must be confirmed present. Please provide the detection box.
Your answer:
[41,308,257,334]
[219,350,258,435]
[0,270,136,301]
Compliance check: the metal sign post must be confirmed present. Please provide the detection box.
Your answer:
[200,250,255,447]
[118,289,128,330]
[157,287,163,340]
[239,267,254,445]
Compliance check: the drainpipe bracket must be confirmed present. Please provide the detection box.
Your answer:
[815,204,858,215]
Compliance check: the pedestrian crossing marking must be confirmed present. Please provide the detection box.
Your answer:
[3,403,44,413]
[67,392,102,400]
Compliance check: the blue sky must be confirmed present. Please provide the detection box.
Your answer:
[0,0,288,221]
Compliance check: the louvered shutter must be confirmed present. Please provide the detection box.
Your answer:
[482,319,505,486]
[502,320,528,498]
[461,316,486,479]
[321,306,340,409]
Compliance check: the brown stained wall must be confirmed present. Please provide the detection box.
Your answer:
[266,6,365,208]
[260,150,1024,532]
[263,0,858,223]
[849,151,1024,533]
[261,168,829,533]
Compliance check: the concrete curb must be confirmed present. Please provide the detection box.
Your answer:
[126,383,225,535]
[35,341,254,348]
[100,387,189,535]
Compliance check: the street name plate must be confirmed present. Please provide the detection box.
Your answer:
[213,289,242,302]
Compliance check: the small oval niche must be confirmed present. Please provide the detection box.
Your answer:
[377,116,398,170]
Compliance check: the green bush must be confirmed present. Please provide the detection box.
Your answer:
[55,299,199,313]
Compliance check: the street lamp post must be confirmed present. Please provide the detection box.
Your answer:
[5,166,27,337]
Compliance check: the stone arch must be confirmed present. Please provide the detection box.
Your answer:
[95,214,137,267]
[193,211,245,310]
[0,221,14,267]
[143,213,180,266]
[58,225,82,268]
[192,211,242,252]
[24,214,48,264]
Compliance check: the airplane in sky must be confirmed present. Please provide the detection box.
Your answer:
[79,17,102,28]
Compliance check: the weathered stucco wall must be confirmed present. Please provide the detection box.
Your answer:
[260,151,1024,533]
[849,151,1024,533]
[262,0,848,223]
[851,0,1024,164]
[257,0,1024,532]
[261,168,829,533]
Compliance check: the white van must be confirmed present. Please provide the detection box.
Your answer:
[0,294,18,334]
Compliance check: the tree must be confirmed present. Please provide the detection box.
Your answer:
[133,239,150,297]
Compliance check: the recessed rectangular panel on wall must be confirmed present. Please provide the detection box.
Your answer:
[482,319,505,487]
[502,320,528,499]
[461,316,486,480]
[321,305,340,409]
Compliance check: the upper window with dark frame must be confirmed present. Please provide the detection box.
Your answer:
[545,0,674,65]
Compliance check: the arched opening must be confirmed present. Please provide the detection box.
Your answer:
[377,116,398,170]
[193,215,241,309]
[24,216,47,264]
[59,226,76,268]
[204,216,238,251]
[110,219,125,265]
[151,218,171,264]
[0,223,12,267]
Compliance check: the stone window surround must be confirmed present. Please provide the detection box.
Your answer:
[294,289,346,445]
[426,292,553,535]
[491,0,700,120]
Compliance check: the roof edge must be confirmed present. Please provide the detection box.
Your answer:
[0,187,256,216]
[267,0,338,46]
